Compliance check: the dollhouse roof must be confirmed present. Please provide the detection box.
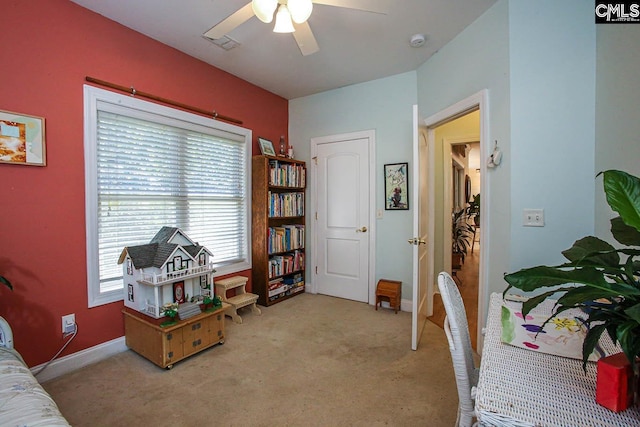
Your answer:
[150,226,183,245]
[183,245,204,258]
[118,227,212,269]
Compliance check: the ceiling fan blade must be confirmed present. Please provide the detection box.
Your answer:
[204,2,255,39]
[312,0,387,14]
[292,21,319,56]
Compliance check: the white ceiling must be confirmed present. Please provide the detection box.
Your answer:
[70,0,496,100]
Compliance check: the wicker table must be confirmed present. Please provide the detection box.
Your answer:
[476,293,640,427]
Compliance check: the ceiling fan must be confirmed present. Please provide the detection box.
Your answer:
[204,0,387,56]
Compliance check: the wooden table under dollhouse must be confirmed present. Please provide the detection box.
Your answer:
[123,303,229,369]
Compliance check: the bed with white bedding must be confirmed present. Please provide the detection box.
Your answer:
[0,317,70,426]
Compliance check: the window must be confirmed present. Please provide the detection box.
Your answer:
[84,86,252,307]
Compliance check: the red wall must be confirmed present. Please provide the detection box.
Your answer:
[0,0,287,367]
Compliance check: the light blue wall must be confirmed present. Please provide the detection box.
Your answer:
[508,0,596,270]
[290,0,603,309]
[594,25,640,241]
[417,0,511,297]
[417,0,596,300]
[289,72,418,298]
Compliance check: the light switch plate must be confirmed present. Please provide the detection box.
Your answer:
[523,209,544,227]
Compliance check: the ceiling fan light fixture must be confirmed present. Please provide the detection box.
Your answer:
[287,0,313,24]
[252,0,278,23]
[273,5,295,33]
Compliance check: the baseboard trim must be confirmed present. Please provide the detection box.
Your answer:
[33,336,127,383]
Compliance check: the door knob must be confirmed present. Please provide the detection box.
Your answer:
[356,226,368,233]
[407,238,426,245]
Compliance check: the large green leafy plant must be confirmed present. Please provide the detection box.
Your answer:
[452,208,475,262]
[504,170,640,371]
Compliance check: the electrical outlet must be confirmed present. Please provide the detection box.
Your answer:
[523,209,544,227]
[62,314,75,335]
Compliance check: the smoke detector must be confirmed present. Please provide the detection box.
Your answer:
[409,33,426,48]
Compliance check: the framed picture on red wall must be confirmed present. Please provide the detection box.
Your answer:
[173,281,185,304]
[0,109,46,166]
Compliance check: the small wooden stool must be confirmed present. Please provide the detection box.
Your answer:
[375,279,402,313]
[215,276,261,324]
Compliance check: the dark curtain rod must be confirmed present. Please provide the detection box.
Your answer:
[85,76,243,125]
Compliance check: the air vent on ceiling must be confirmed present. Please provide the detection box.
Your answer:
[203,34,241,51]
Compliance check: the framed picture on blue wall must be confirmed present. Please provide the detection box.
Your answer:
[384,162,409,210]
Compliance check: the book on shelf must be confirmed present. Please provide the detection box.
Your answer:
[268,192,304,218]
[268,160,306,188]
[267,282,304,301]
[268,250,305,278]
[268,284,288,297]
[268,225,305,254]
[268,278,283,290]
[290,283,305,294]
[283,273,304,285]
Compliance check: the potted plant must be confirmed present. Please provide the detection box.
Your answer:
[452,208,475,268]
[160,302,179,327]
[503,170,640,372]
[212,295,222,308]
[203,295,215,311]
[467,193,480,226]
[199,295,223,312]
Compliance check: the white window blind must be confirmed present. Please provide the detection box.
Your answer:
[84,86,251,307]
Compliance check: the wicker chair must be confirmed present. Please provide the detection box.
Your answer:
[437,272,481,427]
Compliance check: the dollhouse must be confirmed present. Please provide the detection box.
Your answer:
[118,227,215,318]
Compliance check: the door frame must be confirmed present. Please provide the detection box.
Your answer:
[425,89,489,351]
[443,135,480,274]
[310,130,377,303]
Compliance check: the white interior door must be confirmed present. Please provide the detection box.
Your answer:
[411,105,433,350]
[313,132,373,302]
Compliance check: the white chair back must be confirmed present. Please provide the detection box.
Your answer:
[437,272,479,427]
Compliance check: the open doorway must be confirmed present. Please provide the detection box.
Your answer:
[427,112,481,349]
[422,91,487,352]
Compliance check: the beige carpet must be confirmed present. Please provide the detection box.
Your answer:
[43,293,458,426]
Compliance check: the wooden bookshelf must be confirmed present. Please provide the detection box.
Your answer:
[252,155,306,306]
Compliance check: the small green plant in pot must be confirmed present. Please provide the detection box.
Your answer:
[214,295,222,306]
[160,302,179,327]
[504,170,640,372]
